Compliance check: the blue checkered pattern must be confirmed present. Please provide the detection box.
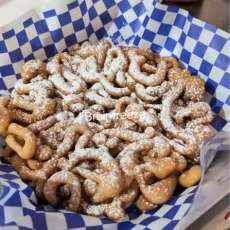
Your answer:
[0,0,229,229]
[0,160,197,230]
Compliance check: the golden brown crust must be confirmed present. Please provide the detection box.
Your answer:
[0,40,213,220]
[0,96,11,136]
[21,60,48,82]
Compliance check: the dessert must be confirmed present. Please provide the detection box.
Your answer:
[0,40,213,221]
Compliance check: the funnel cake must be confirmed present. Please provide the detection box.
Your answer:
[0,40,213,220]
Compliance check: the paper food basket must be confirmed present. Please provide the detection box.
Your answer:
[0,0,229,229]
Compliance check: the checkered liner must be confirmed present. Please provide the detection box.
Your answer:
[0,0,229,229]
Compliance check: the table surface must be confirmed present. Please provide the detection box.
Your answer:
[187,194,229,230]
[0,1,229,229]
[0,0,229,32]
[165,0,229,32]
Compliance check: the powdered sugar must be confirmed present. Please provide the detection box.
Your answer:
[4,40,214,220]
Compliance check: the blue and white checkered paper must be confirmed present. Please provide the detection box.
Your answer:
[0,0,229,229]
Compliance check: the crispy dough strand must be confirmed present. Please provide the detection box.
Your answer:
[128,49,167,86]
[2,41,214,220]
[6,123,36,159]
[63,147,124,202]
[43,171,81,211]
[160,80,198,156]
[0,96,11,136]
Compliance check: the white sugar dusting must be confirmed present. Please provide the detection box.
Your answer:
[4,40,213,220]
